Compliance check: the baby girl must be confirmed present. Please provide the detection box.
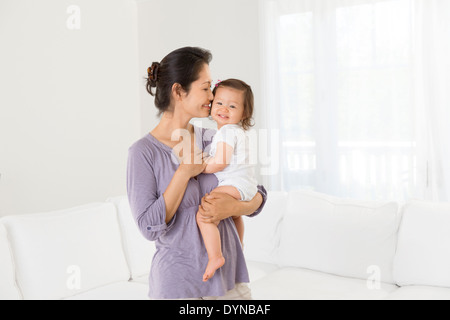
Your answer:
[196,79,258,281]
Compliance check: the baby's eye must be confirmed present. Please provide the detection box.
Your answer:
[230,105,236,109]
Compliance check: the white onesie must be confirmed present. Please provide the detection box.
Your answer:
[209,124,258,201]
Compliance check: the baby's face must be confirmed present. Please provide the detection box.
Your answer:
[211,87,245,127]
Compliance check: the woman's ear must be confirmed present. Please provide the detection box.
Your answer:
[171,83,186,101]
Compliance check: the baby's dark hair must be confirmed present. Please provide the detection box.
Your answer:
[212,79,254,130]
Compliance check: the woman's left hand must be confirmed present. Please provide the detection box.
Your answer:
[197,192,239,224]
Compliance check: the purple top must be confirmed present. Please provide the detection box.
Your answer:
[127,126,267,299]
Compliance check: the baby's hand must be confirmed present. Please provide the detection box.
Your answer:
[202,154,213,171]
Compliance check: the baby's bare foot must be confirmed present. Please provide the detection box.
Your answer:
[203,256,225,282]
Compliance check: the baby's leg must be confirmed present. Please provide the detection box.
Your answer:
[212,186,245,247]
[196,211,225,282]
[212,185,242,200]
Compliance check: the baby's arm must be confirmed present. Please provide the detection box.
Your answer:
[204,142,234,174]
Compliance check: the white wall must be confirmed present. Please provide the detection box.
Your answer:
[0,0,265,216]
[0,0,141,216]
[136,0,263,133]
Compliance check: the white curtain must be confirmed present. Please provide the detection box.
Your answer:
[260,0,450,202]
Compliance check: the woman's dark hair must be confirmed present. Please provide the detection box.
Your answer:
[146,47,212,115]
[212,79,255,131]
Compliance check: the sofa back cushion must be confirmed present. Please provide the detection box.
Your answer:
[0,223,22,300]
[394,200,450,288]
[279,190,399,283]
[244,191,287,264]
[107,196,156,279]
[2,203,130,300]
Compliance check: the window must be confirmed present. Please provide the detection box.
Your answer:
[261,0,422,201]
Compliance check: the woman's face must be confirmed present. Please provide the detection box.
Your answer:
[181,64,213,119]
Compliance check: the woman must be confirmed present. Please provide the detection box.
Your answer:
[127,47,267,300]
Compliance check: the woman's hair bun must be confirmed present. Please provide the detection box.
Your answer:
[146,62,160,96]
[148,62,160,82]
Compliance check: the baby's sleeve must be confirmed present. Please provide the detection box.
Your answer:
[214,125,239,148]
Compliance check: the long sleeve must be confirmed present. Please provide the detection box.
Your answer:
[247,185,268,218]
[126,142,174,241]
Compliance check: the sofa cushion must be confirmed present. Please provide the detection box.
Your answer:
[129,274,149,285]
[2,203,130,300]
[244,191,287,264]
[0,223,22,300]
[246,260,280,282]
[250,267,398,300]
[386,285,450,300]
[279,190,399,283]
[64,281,149,300]
[107,196,156,279]
[394,200,450,288]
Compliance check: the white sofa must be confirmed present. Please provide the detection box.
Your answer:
[2,190,450,300]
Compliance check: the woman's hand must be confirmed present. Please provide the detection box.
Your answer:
[197,192,239,224]
[164,144,206,224]
[176,146,207,179]
[198,191,264,224]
